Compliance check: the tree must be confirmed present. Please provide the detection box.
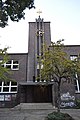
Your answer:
[40,40,80,112]
[0,47,10,81]
[0,0,35,27]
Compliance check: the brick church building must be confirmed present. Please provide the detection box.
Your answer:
[0,16,80,108]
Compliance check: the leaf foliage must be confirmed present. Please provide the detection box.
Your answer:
[41,40,80,83]
[0,0,35,27]
[0,47,10,81]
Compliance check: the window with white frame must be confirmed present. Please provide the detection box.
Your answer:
[1,60,19,70]
[75,74,80,93]
[70,55,78,61]
[0,81,17,93]
[37,63,43,69]
[70,55,80,93]
[36,62,45,82]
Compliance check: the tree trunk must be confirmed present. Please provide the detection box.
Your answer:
[57,79,61,112]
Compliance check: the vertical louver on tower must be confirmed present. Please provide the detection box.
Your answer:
[27,16,51,82]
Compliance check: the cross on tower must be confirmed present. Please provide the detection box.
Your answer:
[37,9,42,16]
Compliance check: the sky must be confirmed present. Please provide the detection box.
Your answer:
[0,0,80,53]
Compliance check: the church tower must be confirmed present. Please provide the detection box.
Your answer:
[27,14,51,82]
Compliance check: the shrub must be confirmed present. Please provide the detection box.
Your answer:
[76,100,80,108]
[46,112,75,120]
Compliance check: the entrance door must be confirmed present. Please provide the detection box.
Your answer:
[33,85,52,103]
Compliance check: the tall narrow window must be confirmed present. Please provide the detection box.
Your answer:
[70,55,80,93]
[40,22,42,29]
[37,36,39,56]
[75,74,80,93]
[37,22,39,56]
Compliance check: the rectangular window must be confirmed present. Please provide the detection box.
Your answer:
[1,60,19,70]
[37,63,39,69]
[70,55,78,61]
[13,65,18,69]
[40,22,42,29]
[6,65,11,69]
[3,87,9,92]
[75,74,80,93]
[6,61,11,64]
[70,55,80,93]
[4,81,10,86]
[0,81,17,93]
[37,62,43,70]
[11,87,17,92]
[11,81,17,86]
[37,36,39,56]
[13,61,18,64]
[37,22,39,29]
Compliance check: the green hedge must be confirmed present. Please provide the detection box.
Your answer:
[46,112,75,120]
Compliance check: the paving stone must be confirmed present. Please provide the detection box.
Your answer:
[0,108,80,120]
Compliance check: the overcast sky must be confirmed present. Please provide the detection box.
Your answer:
[0,0,80,53]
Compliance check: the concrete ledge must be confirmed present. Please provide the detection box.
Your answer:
[14,103,56,110]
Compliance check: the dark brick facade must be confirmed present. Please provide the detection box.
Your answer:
[0,53,28,107]
[0,16,80,108]
[7,53,28,83]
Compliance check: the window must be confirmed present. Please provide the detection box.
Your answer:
[3,87,9,92]
[75,74,80,93]
[1,60,19,70]
[37,63,43,69]
[37,63,39,69]
[70,55,78,61]
[70,55,80,93]
[0,81,17,93]
[36,62,45,82]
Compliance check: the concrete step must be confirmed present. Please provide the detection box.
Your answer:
[14,103,55,110]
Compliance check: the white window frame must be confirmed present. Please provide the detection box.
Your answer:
[37,63,43,69]
[70,55,80,93]
[1,60,19,70]
[75,73,80,93]
[0,81,17,93]
[70,55,77,61]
